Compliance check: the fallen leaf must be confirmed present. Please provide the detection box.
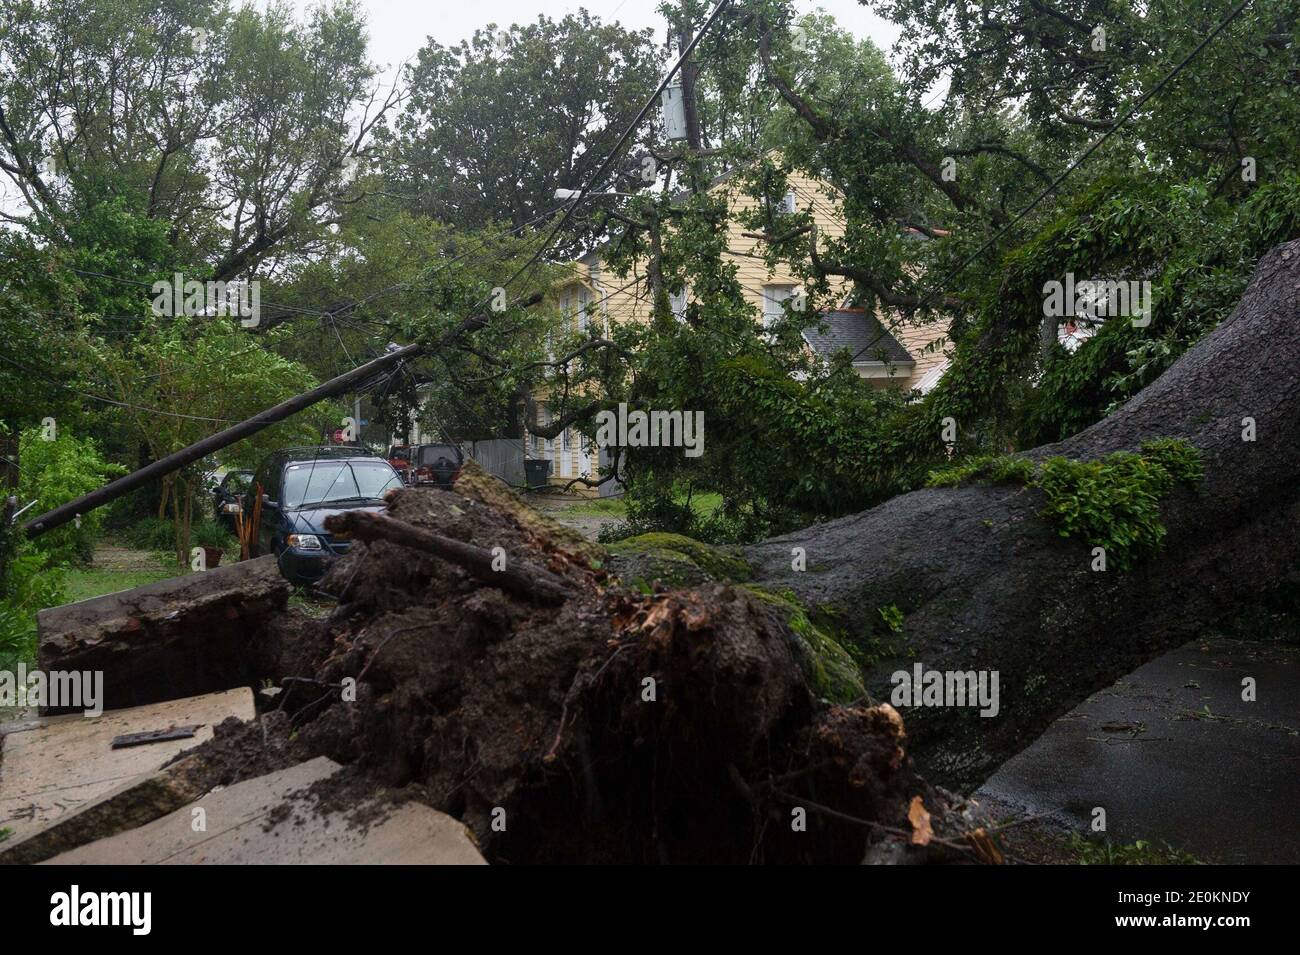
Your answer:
[1101,721,1143,734]
[907,795,933,846]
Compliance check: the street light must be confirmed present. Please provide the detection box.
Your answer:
[553,189,636,203]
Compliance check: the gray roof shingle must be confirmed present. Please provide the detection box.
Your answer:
[802,309,913,365]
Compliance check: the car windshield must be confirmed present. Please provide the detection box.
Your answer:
[282,461,401,508]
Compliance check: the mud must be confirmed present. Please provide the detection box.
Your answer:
[161,711,311,788]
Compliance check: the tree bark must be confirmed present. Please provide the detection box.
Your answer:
[743,239,1300,789]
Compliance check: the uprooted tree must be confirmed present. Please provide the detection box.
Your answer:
[146,241,1296,865]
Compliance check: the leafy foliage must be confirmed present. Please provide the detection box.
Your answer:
[1067,832,1202,866]
[17,428,124,566]
[393,11,658,255]
[0,0,393,280]
[1036,440,1204,566]
[927,439,1203,568]
[0,544,63,671]
[91,317,320,564]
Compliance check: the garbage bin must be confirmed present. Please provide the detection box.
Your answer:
[524,458,551,489]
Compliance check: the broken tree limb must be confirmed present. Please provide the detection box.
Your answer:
[744,239,1300,789]
[323,509,574,605]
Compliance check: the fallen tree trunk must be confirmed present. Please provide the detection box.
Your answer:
[323,509,574,604]
[744,240,1300,789]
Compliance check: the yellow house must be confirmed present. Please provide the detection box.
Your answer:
[531,162,951,491]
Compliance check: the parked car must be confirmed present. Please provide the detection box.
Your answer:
[212,469,254,532]
[410,442,464,488]
[244,447,403,586]
[386,444,413,484]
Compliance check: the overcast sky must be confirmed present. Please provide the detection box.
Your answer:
[276,0,902,75]
[0,3,903,216]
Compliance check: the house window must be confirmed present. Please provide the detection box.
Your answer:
[579,432,593,478]
[762,284,796,327]
[576,287,590,332]
[534,406,551,456]
[779,190,797,214]
[669,287,688,323]
[560,286,591,333]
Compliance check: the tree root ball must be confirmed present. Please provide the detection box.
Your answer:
[250,475,983,863]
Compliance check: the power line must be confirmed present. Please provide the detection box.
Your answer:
[493,0,736,302]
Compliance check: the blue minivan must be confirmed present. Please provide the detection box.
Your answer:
[245,447,403,585]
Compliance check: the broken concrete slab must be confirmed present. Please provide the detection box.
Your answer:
[46,756,486,865]
[0,751,215,865]
[0,688,253,850]
[37,555,289,713]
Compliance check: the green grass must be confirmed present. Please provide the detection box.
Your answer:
[553,497,628,517]
[686,492,723,518]
[1067,833,1202,865]
[551,491,722,520]
[61,563,180,604]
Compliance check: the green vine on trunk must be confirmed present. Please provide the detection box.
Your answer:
[926,439,1203,569]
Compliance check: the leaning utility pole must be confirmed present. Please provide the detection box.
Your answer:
[22,341,421,540]
[19,291,545,542]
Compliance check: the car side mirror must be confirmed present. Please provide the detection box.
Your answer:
[261,494,279,509]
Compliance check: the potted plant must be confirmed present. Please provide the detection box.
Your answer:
[192,521,234,568]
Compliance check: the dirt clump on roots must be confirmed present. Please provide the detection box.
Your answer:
[183,464,992,863]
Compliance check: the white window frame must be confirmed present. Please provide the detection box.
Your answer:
[669,287,688,323]
[762,284,796,327]
[560,285,591,333]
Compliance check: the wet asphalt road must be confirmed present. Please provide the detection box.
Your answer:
[976,638,1300,863]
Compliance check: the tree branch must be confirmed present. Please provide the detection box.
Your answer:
[323,509,573,604]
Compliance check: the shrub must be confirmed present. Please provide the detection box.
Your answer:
[0,546,65,671]
[121,516,177,552]
[191,520,237,550]
[16,428,124,566]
